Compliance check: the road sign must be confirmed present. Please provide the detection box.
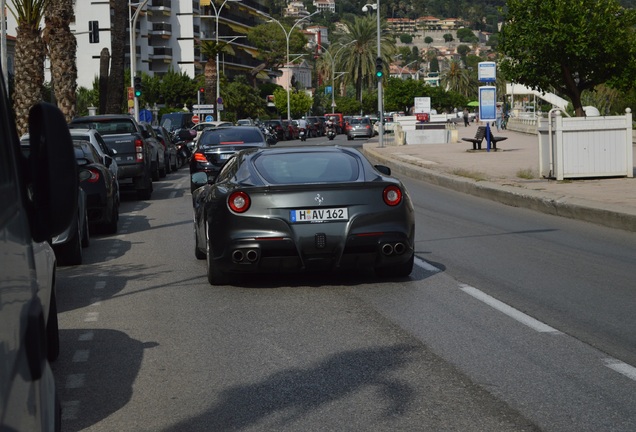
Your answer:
[479,86,497,121]
[217,97,223,104]
[127,87,134,100]
[192,114,200,124]
[205,115,214,122]
[478,62,496,82]
[192,104,215,109]
[139,109,152,123]
[414,97,431,114]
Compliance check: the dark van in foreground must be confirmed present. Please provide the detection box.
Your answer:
[0,64,76,430]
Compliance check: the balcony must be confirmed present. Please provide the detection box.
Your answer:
[150,46,173,62]
[149,23,172,37]
[148,0,171,14]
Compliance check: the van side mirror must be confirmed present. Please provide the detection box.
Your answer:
[27,102,78,242]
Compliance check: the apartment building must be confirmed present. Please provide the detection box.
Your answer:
[4,0,271,89]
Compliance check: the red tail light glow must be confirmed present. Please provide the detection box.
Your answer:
[135,138,144,162]
[383,185,402,206]
[82,168,100,183]
[193,152,209,163]
[228,191,251,213]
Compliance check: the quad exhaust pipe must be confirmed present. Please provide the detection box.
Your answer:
[232,249,259,263]
[381,242,406,256]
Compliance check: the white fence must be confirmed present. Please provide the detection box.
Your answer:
[538,110,633,180]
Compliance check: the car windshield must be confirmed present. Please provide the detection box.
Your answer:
[199,128,264,147]
[72,120,135,135]
[253,152,360,184]
[350,118,367,125]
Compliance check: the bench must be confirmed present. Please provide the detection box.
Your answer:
[461,126,508,150]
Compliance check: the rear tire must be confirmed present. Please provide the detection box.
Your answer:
[205,221,229,285]
[152,158,160,181]
[102,199,119,234]
[47,290,60,362]
[57,217,82,266]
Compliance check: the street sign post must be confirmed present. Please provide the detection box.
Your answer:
[192,114,200,124]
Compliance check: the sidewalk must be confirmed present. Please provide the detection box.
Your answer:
[361,122,636,232]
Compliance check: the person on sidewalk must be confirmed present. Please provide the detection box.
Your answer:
[463,108,470,127]
[495,104,503,131]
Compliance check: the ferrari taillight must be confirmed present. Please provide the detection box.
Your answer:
[383,185,402,206]
[228,191,251,213]
[85,168,100,183]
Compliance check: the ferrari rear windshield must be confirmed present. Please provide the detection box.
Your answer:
[253,152,360,184]
[199,128,264,147]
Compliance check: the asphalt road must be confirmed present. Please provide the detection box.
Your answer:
[52,138,636,431]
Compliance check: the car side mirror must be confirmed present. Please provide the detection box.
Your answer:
[191,172,209,189]
[27,102,78,242]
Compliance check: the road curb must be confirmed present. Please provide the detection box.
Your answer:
[362,145,636,233]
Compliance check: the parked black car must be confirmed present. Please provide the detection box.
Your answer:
[153,125,179,173]
[74,141,120,234]
[189,126,270,193]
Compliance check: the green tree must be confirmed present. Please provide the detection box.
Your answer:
[199,40,235,107]
[224,75,267,120]
[333,15,396,102]
[248,22,308,75]
[272,87,312,118]
[44,0,76,122]
[424,36,433,45]
[441,59,473,98]
[456,28,479,43]
[9,0,47,135]
[499,0,636,117]
[456,44,471,65]
[443,33,454,44]
[399,33,412,44]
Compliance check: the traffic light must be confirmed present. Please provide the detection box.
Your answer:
[375,57,383,79]
[89,20,99,44]
[199,87,205,94]
[134,76,142,98]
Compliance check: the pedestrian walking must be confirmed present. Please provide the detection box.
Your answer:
[463,108,470,127]
[495,104,503,131]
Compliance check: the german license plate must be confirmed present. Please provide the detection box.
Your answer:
[219,153,232,160]
[290,208,348,223]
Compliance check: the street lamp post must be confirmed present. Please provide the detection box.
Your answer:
[362,2,383,147]
[316,40,357,113]
[129,0,150,121]
[208,0,241,122]
[268,11,319,122]
[398,60,418,79]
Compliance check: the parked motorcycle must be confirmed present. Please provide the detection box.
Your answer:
[172,128,196,166]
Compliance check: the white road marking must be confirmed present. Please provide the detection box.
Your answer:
[459,284,562,334]
[72,350,90,363]
[78,331,94,341]
[66,374,85,389]
[414,256,440,273]
[84,312,99,322]
[603,358,636,381]
[61,400,79,420]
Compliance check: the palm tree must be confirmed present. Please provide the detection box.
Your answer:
[334,15,395,102]
[441,59,472,97]
[44,0,76,122]
[198,40,235,106]
[107,0,127,114]
[9,0,47,136]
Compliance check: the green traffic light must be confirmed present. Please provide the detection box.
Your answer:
[134,90,142,97]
